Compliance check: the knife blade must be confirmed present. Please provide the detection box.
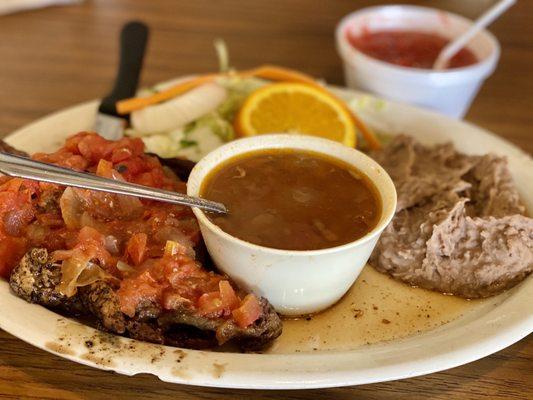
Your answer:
[94,21,149,140]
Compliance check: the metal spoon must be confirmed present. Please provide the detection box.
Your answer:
[0,152,227,214]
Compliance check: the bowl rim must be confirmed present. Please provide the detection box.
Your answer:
[335,4,501,78]
[187,134,397,256]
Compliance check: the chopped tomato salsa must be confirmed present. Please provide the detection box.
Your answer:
[346,30,478,69]
[0,132,260,328]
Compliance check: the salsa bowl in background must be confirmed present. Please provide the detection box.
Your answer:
[336,5,500,118]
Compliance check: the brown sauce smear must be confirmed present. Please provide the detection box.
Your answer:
[201,149,381,250]
[267,265,495,354]
[51,267,497,356]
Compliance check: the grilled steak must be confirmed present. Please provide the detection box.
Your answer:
[10,248,83,313]
[370,135,533,298]
[3,133,282,351]
[10,248,282,350]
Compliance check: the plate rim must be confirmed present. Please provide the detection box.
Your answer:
[1,85,532,390]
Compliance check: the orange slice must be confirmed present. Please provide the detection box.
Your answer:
[235,82,357,147]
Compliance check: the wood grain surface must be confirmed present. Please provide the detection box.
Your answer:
[0,1,531,399]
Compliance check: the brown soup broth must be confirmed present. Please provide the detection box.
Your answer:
[200,149,381,251]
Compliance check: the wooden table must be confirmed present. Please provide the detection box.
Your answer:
[0,1,530,399]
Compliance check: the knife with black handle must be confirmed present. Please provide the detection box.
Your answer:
[94,21,149,140]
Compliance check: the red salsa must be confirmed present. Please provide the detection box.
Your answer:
[0,132,261,329]
[346,30,478,69]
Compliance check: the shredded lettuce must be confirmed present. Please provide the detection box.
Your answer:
[179,139,198,148]
[127,41,269,160]
[214,38,230,73]
[184,112,235,142]
[217,76,266,120]
[178,76,267,144]
[141,124,224,162]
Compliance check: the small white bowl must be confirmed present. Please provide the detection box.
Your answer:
[335,5,500,118]
[187,134,397,316]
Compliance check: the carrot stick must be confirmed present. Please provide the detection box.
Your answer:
[116,65,318,115]
[116,73,220,114]
[350,113,381,150]
[312,89,381,150]
[245,65,317,85]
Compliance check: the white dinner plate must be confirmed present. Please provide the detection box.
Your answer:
[1,84,531,389]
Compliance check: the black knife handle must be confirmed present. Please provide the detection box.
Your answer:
[99,21,149,116]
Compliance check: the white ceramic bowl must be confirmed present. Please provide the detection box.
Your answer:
[187,134,397,315]
[335,5,500,118]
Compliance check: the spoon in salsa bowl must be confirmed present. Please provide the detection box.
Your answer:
[433,0,515,70]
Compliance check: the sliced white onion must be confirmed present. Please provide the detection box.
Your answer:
[164,240,189,257]
[58,258,108,297]
[104,235,120,255]
[59,187,83,230]
[116,260,136,274]
[58,254,117,297]
[131,83,227,134]
[76,262,109,287]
